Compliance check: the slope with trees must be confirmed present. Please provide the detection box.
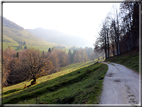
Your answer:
[94,1,139,59]
[3,46,95,87]
[2,44,99,87]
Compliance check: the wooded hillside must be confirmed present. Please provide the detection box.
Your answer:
[94,1,139,59]
[2,46,98,87]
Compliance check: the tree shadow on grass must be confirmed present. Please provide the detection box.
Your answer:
[3,88,22,95]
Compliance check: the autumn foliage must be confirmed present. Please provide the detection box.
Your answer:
[2,46,94,87]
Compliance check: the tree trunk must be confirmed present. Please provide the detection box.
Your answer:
[105,34,107,59]
[118,40,120,55]
[107,30,109,58]
[115,36,118,55]
[31,75,36,85]
[116,30,120,55]
[112,44,115,56]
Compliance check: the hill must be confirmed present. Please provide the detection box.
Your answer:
[27,28,93,48]
[1,17,59,51]
[2,61,108,104]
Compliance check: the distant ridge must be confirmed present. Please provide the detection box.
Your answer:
[27,28,93,48]
[3,17,24,30]
[1,17,59,50]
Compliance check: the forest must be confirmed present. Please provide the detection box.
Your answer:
[94,2,139,59]
[2,46,100,87]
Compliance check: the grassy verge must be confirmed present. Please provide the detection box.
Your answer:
[105,50,139,73]
[3,62,108,104]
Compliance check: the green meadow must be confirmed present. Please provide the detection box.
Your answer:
[3,61,108,104]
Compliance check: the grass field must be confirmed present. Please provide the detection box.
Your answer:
[3,61,94,94]
[2,61,108,104]
[105,50,139,73]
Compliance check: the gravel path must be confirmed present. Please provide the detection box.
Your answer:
[99,62,140,105]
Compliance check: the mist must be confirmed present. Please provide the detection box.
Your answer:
[27,27,94,48]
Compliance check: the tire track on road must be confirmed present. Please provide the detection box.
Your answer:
[99,62,139,106]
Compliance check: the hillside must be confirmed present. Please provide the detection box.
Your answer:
[1,17,58,51]
[27,28,93,48]
[3,61,108,104]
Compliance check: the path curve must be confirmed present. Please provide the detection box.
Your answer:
[99,62,140,105]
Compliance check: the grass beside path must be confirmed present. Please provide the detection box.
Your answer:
[3,62,108,104]
[105,50,139,73]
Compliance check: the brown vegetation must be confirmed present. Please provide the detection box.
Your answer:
[2,46,96,87]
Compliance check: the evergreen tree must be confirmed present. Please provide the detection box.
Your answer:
[16,52,19,58]
[68,49,72,55]
[73,50,77,58]
[48,48,51,53]
[42,50,44,55]
[68,49,73,63]
[24,46,27,49]
[23,41,26,45]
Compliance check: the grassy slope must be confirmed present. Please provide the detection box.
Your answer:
[3,61,94,94]
[105,50,139,73]
[3,61,108,104]
[3,35,19,50]
[1,17,60,51]
[3,26,58,51]
[1,17,70,51]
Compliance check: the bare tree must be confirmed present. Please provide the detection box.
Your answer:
[94,0,139,60]
[19,48,54,84]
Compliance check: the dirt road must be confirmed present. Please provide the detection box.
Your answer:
[99,62,140,105]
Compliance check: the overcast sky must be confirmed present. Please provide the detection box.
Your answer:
[3,3,119,47]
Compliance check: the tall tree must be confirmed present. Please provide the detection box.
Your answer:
[16,52,19,58]
[73,50,81,63]
[68,49,73,63]
[95,20,108,59]
[48,48,51,53]
[23,41,26,45]
[42,50,44,55]
[49,50,60,74]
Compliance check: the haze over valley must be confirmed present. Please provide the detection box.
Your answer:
[1,16,94,51]
[27,28,93,48]
[3,3,115,50]
[1,17,58,51]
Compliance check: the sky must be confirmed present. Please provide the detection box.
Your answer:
[3,3,119,48]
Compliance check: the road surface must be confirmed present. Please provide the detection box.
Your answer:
[99,62,140,105]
